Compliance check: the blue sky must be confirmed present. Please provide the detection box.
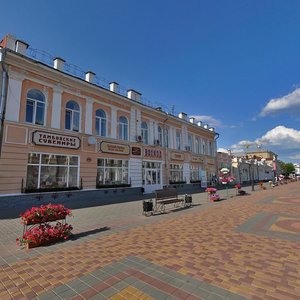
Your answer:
[1,0,300,162]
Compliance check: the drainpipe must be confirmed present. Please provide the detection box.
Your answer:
[0,49,8,157]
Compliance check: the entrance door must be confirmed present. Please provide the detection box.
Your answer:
[143,161,162,193]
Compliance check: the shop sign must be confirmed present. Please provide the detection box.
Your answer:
[132,146,141,156]
[171,152,184,161]
[191,156,204,163]
[207,158,215,165]
[144,148,162,159]
[32,131,80,149]
[100,142,130,155]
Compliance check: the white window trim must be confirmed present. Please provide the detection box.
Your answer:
[27,152,80,189]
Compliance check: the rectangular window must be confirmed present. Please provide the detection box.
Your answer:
[169,163,184,183]
[176,131,181,150]
[190,165,200,182]
[97,158,129,187]
[26,153,79,192]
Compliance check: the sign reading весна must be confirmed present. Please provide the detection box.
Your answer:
[32,131,80,149]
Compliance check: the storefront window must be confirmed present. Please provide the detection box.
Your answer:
[190,165,200,182]
[142,161,161,185]
[26,153,79,191]
[169,163,184,183]
[97,158,129,186]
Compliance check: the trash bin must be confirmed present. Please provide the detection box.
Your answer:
[143,200,153,216]
[185,194,192,207]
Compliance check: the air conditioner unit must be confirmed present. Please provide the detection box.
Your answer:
[136,135,143,142]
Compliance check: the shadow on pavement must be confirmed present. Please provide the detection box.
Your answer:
[70,226,111,241]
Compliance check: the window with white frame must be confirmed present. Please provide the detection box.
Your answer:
[165,127,169,148]
[157,126,163,146]
[65,100,80,132]
[187,134,193,151]
[26,153,79,191]
[190,165,200,182]
[118,116,128,140]
[141,122,149,144]
[195,137,199,154]
[97,158,129,186]
[95,109,107,136]
[176,130,181,150]
[169,163,184,183]
[202,139,206,155]
[26,89,46,125]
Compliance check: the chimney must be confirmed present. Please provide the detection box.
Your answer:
[0,34,16,50]
[15,40,29,55]
[197,121,202,127]
[53,57,65,71]
[110,82,119,93]
[189,117,195,124]
[85,71,95,83]
[178,112,187,120]
[127,89,141,102]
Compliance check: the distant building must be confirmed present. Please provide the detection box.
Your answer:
[231,150,277,183]
[294,163,300,175]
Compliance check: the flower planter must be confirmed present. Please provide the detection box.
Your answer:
[24,216,66,226]
[26,237,64,249]
[17,204,73,249]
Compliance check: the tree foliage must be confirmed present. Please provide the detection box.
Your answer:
[279,161,295,176]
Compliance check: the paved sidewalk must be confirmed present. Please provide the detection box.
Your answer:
[0,183,300,299]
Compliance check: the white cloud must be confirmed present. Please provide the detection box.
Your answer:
[289,154,300,159]
[260,88,300,116]
[231,126,300,153]
[191,115,222,128]
[217,148,229,153]
[258,126,300,148]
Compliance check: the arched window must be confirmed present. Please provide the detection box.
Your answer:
[118,116,128,140]
[157,126,163,146]
[26,89,45,125]
[95,109,107,136]
[141,122,148,144]
[65,100,80,132]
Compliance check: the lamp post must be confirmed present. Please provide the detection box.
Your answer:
[250,158,255,191]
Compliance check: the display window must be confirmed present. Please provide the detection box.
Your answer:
[190,165,201,182]
[26,153,79,192]
[169,163,184,183]
[97,158,129,187]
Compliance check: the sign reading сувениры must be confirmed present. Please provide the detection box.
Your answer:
[32,131,81,149]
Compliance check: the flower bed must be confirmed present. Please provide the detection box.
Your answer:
[17,203,73,249]
[17,223,73,249]
[20,203,72,225]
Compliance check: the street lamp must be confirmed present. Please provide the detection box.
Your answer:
[250,158,255,191]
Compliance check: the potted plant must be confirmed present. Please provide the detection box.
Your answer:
[205,187,220,202]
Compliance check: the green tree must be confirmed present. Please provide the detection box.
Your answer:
[279,161,295,176]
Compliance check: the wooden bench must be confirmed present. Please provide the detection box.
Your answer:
[153,188,185,213]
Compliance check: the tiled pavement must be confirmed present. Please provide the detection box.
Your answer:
[0,183,300,299]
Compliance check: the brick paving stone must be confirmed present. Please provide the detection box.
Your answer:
[1,183,300,299]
